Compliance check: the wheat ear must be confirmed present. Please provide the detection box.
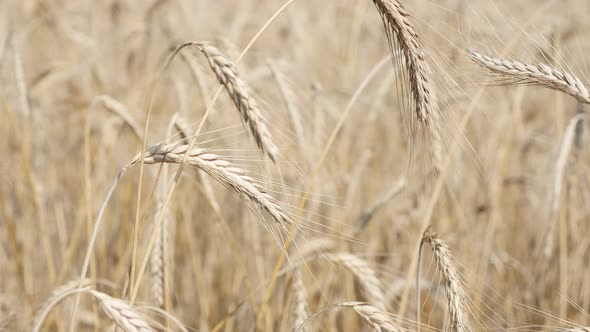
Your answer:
[131,143,291,226]
[92,95,143,140]
[148,116,178,311]
[291,271,310,332]
[342,302,401,332]
[327,253,386,310]
[353,177,406,233]
[0,311,15,331]
[468,49,590,104]
[268,61,307,155]
[149,203,168,308]
[191,42,279,161]
[89,290,153,332]
[372,0,443,169]
[543,113,587,257]
[422,228,470,332]
[297,302,401,332]
[372,0,436,124]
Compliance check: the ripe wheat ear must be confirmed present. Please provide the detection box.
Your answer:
[131,143,291,227]
[191,42,280,162]
[469,49,590,104]
[422,227,470,332]
[373,0,437,124]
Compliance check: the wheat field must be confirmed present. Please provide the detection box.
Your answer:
[1,0,590,331]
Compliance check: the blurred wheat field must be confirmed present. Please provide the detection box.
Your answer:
[1,0,590,331]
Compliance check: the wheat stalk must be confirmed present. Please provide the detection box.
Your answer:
[172,114,192,140]
[422,228,470,332]
[191,42,279,161]
[32,279,93,330]
[130,143,291,227]
[353,177,406,233]
[33,282,150,332]
[12,37,31,117]
[468,49,590,104]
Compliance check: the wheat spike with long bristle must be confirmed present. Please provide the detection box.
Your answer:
[192,42,280,162]
[342,302,401,332]
[131,143,291,227]
[422,228,470,332]
[372,0,437,124]
[469,49,590,104]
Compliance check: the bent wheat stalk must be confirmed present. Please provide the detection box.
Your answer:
[34,285,152,332]
[33,279,93,330]
[468,49,590,104]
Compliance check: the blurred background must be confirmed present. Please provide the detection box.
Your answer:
[1,0,589,331]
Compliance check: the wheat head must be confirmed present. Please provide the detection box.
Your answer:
[469,49,590,104]
[89,290,153,332]
[342,302,401,332]
[372,0,436,124]
[131,143,291,227]
[327,253,386,310]
[422,228,470,332]
[192,42,280,162]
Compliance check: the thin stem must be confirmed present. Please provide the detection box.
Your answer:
[256,54,391,326]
